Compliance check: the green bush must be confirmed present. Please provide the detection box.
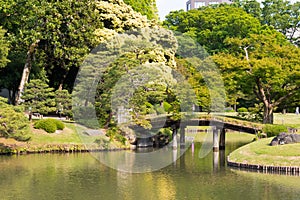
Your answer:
[47,118,65,130]
[34,119,57,133]
[263,124,288,137]
[237,107,248,112]
[0,101,31,141]
[34,118,65,133]
[106,127,127,145]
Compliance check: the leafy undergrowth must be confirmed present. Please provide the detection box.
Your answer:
[228,137,300,166]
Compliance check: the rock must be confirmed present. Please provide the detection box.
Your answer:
[270,132,300,146]
[270,137,279,146]
[291,134,300,143]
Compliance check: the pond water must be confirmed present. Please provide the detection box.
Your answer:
[0,139,300,200]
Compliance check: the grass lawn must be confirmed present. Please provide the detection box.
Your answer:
[28,122,84,144]
[228,137,300,166]
[273,113,300,126]
[218,112,300,126]
[0,121,128,154]
[185,128,255,144]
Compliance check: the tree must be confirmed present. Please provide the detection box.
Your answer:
[123,0,158,20]
[0,97,30,141]
[238,0,300,44]
[261,0,295,40]
[213,31,300,123]
[0,27,9,68]
[22,79,56,115]
[0,0,153,104]
[235,0,262,20]
[164,6,256,110]
[163,5,261,53]
[55,89,72,118]
[73,27,181,128]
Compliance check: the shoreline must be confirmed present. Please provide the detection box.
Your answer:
[227,158,300,175]
[0,144,131,155]
[227,137,300,175]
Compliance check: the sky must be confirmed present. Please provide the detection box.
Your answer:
[156,0,186,20]
[156,0,299,20]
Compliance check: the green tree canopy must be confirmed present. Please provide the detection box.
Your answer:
[22,79,56,115]
[237,0,300,44]
[213,31,300,123]
[123,0,158,20]
[163,5,261,53]
[0,0,153,104]
[0,27,9,69]
[0,97,30,141]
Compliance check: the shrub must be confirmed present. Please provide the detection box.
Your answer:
[106,127,127,145]
[0,101,31,141]
[34,119,57,133]
[34,118,65,133]
[263,124,288,137]
[224,107,234,112]
[47,118,65,130]
[237,107,248,112]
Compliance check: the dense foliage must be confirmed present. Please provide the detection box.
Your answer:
[237,0,300,45]
[0,97,30,141]
[0,0,151,104]
[164,3,300,123]
[0,27,9,69]
[263,124,288,137]
[22,79,56,115]
[123,0,158,20]
[0,0,299,126]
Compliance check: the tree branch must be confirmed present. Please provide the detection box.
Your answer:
[274,86,300,107]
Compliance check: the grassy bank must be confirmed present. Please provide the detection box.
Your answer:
[0,121,129,154]
[228,137,300,166]
[185,127,255,144]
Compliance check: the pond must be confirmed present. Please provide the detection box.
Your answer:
[0,134,300,200]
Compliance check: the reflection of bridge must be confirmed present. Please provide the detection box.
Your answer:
[130,116,262,151]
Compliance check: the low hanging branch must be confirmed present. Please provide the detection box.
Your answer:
[15,40,40,105]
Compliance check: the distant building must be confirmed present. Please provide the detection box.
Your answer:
[186,0,232,10]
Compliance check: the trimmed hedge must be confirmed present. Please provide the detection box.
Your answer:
[34,118,65,133]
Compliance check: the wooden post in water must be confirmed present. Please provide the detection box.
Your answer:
[219,150,225,168]
[219,128,226,150]
[172,128,178,150]
[213,151,219,172]
[180,126,186,149]
[213,127,219,152]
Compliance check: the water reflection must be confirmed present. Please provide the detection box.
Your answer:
[0,141,300,200]
[92,144,189,173]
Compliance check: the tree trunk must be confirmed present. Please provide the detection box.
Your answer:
[15,40,40,105]
[255,78,274,124]
[263,104,274,124]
